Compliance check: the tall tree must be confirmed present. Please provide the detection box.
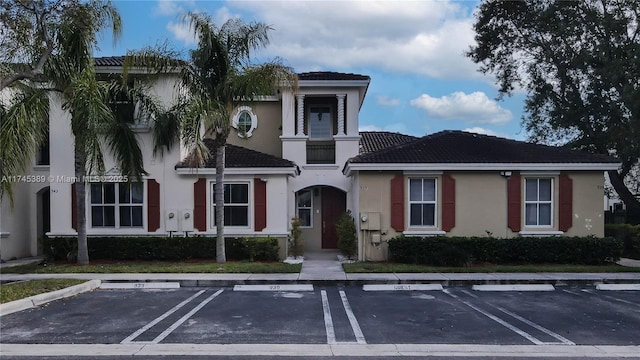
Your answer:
[132,14,297,263]
[186,14,296,263]
[467,0,640,223]
[0,0,176,264]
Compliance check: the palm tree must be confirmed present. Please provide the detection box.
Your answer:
[178,14,297,263]
[1,1,178,264]
[129,15,298,263]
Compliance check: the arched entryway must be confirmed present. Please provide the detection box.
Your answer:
[296,186,346,252]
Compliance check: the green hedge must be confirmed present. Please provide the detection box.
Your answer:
[605,224,640,259]
[388,236,621,266]
[44,236,279,262]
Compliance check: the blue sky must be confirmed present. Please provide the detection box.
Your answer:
[97,0,528,139]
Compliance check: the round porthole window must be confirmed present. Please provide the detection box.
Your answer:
[232,106,257,138]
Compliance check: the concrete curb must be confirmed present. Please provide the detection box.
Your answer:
[0,279,101,317]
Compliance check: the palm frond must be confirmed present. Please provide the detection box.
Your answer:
[153,103,183,157]
[229,59,297,102]
[0,85,49,204]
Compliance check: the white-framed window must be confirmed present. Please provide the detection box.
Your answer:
[296,190,313,227]
[90,182,143,228]
[212,183,249,227]
[525,178,553,227]
[308,105,333,139]
[409,178,437,227]
[232,106,258,138]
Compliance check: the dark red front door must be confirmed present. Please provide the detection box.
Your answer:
[321,187,346,249]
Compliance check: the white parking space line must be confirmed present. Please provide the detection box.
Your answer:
[320,290,337,345]
[339,291,366,344]
[444,290,544,345]
[363,284,443,291]
[121,290,206,344]
[233,284,313,291]
[581,289,640,309]
[458,290,574,345]
[493,306,575,345]
[151,289,224,344]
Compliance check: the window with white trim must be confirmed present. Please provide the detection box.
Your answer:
[525,178,553,226]
[90,182,143,228]
[232,106,257,138]
[296,190,313,227]
[212,183,249,226]
[308,105,332,139]
[409,178,437,227]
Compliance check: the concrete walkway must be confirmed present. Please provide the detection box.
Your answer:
[299,250,347,281]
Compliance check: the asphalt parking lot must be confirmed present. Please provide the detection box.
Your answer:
[2,285,640,345]
[1,285,639,358]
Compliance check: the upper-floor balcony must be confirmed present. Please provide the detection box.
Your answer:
[306,141,335,164]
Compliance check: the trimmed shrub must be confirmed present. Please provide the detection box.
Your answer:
[605,224,640,259]
[245,237,279,261]
[388,235,622,266]
[336,210,357,259]
[44,236,279,262]
[289,217,304,258]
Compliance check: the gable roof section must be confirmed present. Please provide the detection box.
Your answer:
[298,71,370,81]
[345,130,620,175]
[94,56,126,67]
[176,140,299,176]
[359,131,418,154]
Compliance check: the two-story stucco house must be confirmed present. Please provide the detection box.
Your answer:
[0,57,620,261]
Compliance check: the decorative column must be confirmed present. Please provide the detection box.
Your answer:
[337,94,346,135]
[296,94,305,136]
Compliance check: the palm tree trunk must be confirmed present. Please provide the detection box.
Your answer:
[75,142,89,264]
[215,144,226,263]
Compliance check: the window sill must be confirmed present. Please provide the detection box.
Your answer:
[519,230,564,237]
[403,230,446,237]
[33,165,50,171]
[0,232,10,238]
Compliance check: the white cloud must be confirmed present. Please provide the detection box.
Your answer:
[376,95,400,107]
[166,21,197,46]
[410,91,512,125]
[154,0,193,16]
[230,0,480,79]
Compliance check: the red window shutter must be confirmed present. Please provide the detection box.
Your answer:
[254,178,267,231]
[507,172,521,232]
[71,183,77,230]
[147,179,161,232]
[441,173,456,232]
[193,178,207,231]
[390,174,405,232]
[558,173,573,232]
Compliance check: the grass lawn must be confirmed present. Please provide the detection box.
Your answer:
[1,279,86,303]
[343,262,640,273]
[0,260,302,274]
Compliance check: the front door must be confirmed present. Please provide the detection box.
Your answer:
[321,187,346,249]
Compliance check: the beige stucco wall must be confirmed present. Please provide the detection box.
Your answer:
[447,172,513,238]
[227,101,283,158]
[355,170,608,261]
[564,171,606,237]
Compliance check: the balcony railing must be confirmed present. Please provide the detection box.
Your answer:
[306,141,335,164]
